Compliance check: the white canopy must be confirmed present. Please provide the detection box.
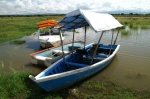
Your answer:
[58,9,123,32]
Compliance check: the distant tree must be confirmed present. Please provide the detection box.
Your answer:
[129,13,133,15]
[121,13,124,15]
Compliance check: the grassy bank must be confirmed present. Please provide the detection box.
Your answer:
[0,73,150,99]
[1,15,150,43]
[1,15,150,98]
[116,17,150,29]
[0,15,63,43]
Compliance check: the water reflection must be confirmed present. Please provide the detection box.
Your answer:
[0,27,150,90]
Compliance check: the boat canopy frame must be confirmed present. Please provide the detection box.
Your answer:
[55,9,123,64]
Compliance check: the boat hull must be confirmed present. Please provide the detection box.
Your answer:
[36,56,113,91]
[29,44,120,91]
[39,37,64,48]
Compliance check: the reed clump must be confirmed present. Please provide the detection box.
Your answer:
[121,29,130,35]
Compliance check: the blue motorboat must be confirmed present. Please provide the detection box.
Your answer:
[29,9,123,91]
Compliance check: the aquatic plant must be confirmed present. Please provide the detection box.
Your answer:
[121,30,130,35]
[9,40,26,45]
[140,25,149,29]
[129,23,139,29]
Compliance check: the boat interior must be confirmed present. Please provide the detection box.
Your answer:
[65,43,117,66]
[40,43,117,77]
[35,42,83,57]
[39,28,60,36]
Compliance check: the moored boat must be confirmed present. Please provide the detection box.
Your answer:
[30,41,84,67]
[29,9,123,91]
[37,20,64,48]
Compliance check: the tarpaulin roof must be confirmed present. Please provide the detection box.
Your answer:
[58,9,123,32]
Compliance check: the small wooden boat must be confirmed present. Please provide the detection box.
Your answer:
[37,20,64,48]
[29,9,123,91]
[30,41,84,67]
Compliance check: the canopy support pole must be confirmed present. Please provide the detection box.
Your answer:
[59,29,65,64]
[90,31,104,64]
[37,29,40,39]
[113,29,120,45]
[71,29,75,56]
[84,26,87,49]
[49,28,51,35]
[109,30,114,55]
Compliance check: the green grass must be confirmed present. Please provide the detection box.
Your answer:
[77,78,150,99]
[0,16,63,43]
[1,16,150,43]
[116,17,150,29]
[0,72,150,99]
[0,73,68,99]
[1,15,150,98]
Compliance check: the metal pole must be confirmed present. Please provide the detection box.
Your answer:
[59,29,65,64]
[113,29,120,45]
[90,31,104,64]
[49,28,51,35]
[109,30,114,55]
[84,26,87,49]
[71,29,75,55]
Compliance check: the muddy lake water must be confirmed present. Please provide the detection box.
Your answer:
[0,27,150,91]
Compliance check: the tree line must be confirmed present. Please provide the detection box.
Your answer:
[0,14,65,17]
[0,13,150,17]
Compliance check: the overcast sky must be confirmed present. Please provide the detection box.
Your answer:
[0,0,150,15]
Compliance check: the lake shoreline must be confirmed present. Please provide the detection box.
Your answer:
[0,72,150,98]
[1,15,150,98]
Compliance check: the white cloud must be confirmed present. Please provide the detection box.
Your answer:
[0,0,150,15]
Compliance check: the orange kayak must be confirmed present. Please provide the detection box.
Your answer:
[38,20,58,29]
